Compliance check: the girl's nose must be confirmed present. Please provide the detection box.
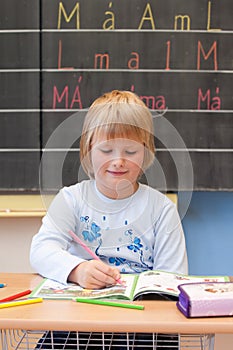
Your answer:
[112,156,125,167]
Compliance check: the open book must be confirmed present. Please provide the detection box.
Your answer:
[30,270,229,301]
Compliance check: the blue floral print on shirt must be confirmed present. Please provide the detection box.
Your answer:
[80,216,101,242]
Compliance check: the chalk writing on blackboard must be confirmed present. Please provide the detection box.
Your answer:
[0,0,232,191]
[56,2,221,31]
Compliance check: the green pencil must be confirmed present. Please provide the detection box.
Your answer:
[75,298,144,310]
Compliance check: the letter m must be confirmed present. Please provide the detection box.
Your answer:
[57,2,80,29]
[94,54,110,69]
[174,15,190,30]
[197,41,218,70]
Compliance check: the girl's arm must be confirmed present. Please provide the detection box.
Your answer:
[30,189,121,286]
[30,190,84,284]
[152,200,188,275]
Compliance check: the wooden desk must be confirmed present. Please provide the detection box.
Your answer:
[0,273,233,335]
[2,273,231,350]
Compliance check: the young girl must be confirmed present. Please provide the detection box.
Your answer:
[30,90,187,289]
[31,90,187,349]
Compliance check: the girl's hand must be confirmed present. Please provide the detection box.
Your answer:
[68,260,121,289]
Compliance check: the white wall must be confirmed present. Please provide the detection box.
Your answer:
[0,217,41,273]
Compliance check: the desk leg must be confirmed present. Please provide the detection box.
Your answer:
[209,334,215,350]
[0,330,8,350]
[0,329,17,350]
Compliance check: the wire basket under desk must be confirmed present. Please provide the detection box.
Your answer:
[0,330,215,350]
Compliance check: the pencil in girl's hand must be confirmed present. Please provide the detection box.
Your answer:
[0,289,32,303]
[68,230,125,286]
[68,230,101,261]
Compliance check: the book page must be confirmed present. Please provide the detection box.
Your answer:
[133,270,228,299]
[31,274,136,300]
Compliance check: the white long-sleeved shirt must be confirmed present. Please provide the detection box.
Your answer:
[30,180,188,284]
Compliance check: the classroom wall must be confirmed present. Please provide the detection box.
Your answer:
[0,217,40,273]
[179,191,233,276]
[1,191,232,275]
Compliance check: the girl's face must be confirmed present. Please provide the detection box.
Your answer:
[91,133,145,199]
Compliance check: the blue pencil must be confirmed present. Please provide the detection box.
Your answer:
[0,283,7,288]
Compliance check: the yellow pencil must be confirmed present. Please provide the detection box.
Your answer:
[0,298,43,309]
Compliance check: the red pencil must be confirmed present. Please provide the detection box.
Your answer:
[0,289,32,303]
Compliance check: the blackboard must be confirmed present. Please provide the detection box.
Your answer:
[0,0,232,192]
[0,0,40,190]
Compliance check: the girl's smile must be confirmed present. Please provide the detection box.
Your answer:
[106,170,128,176]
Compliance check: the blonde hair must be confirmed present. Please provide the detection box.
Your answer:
[80,90,155,178]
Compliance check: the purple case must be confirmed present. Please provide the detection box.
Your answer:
[177,282,233,318]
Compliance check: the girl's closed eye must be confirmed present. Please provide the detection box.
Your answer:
[99,148,138,155]
[125,150,137,155]
[99,148,112,154]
